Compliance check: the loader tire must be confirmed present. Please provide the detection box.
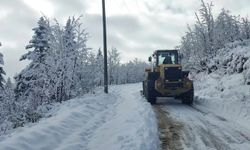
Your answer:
[145,80,156,105]
[142,81,145,96]
[181,89,194,105]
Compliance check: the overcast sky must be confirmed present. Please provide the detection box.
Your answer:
[0,0,249,78]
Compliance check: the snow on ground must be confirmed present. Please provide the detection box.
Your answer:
[194,72,250,131]
[193,40,250,131]
[158,99,250,150]
[0,83,159,150]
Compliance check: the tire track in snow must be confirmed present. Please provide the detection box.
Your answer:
[153,105,183,150]
[154,98,250,150]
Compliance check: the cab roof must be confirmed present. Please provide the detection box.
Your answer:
[154,49,178,55]
[155,49,178,52]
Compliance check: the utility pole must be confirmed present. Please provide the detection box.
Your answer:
[102,0,108,93]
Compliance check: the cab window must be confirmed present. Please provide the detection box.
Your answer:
[157,51,178,65]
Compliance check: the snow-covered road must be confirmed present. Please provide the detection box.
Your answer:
[0,83,159,150]
[156,98,250,150]
[2,83,250,150]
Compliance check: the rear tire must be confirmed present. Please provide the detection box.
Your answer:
[181,89,194,105]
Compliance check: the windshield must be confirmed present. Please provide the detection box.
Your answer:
[157,51,178,65]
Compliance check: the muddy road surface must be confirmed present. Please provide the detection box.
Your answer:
[153,98,250,150]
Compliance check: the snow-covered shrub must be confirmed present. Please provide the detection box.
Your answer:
[206,40,250,84]
[0,120,12,134]
[180,1,250,73]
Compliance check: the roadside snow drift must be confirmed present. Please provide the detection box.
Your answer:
[0,83,159,150]
[194,40,250,131]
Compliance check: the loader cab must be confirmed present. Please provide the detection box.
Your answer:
[152,50,179,66]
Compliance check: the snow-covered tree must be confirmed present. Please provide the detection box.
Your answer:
[53,17,90,101]
[118,59,148,84]
[108,48,120,84]
[4,78,15,112]
[195,0,215,58]
[55,17,77,102]
[0,42,6,126]
[241,17,250,39]
[15,17,52,118]
[2,78,16,118]
[214,9,241,49]
[0,44,19,134]
[179,0,216,72]
[83,52,99,91]
[0,42,5,89]
[1,15,148,134]
[95,48,104,86]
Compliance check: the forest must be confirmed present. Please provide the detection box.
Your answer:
[0,17,147,134]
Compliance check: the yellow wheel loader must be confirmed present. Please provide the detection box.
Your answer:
[142,50,194,105]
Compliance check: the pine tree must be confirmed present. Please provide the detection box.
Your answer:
[15,17,52,117]
[4,78,15,110]
[0,78,24,133]
[96,48,104,85]
[2,78,16,118]
[0,42,6,89]
[0,42,6,122]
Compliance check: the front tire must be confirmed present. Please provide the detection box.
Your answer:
[145,80,157,105]
[181,89,194,105]
[142,81,145,96]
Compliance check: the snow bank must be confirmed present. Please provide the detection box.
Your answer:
[194,40,250,130]
[0,83,159,150]
[89,84,159,150]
